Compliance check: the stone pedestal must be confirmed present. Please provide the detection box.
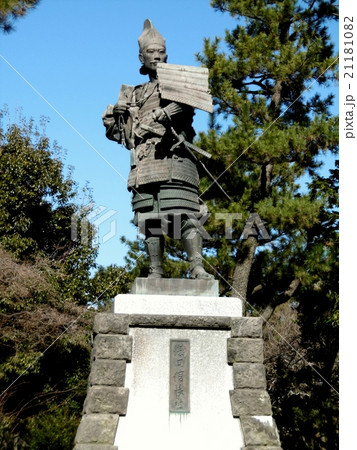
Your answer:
[130,277,219,296]
[74,279,282,450]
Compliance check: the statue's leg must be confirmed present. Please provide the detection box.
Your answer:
[132,190,165,278]
[145,235,164,278]
[181,220,214,280]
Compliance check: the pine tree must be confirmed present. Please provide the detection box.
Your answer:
[193,1,338,447]
[196,0,338,311]
[0,0,40,33]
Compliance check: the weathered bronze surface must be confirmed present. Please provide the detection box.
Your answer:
[169,339,190,413]
[102,19,214,280]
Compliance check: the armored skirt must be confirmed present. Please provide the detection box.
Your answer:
[131,180,203,238]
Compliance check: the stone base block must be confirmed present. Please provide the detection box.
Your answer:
[233,363,267,389]
[130,277,219,296]
[114,294,242,317]
[231,317,263,338]
[227,338,264,363]
[74,445,118,450]
[230,389,272,416]
[242,447,283,450]
[84,386,129,414]
[127,313,233,329]
[74,414,119,445]
[93,313,129,334]
[93,335,132,361]
[240,416,281,446]
[89,360,127,387]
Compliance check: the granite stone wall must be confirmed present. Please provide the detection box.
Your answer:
[228,317,282,450]
[74,313,282,450]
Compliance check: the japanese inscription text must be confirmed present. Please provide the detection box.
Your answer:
[169,339,190,413]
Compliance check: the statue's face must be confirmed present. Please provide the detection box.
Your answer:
[139,44,167,73]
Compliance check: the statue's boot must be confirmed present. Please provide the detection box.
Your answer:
[145,236,164,278]
[182,228,214,280]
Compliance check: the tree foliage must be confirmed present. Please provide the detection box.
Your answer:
[0,0,40,33]
[0,111,97,304]
[0,112,130,448]
[0,243,94,449]
[90,263,132,310]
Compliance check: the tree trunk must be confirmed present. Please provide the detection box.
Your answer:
[232,235,258,315]
[233,162,273,315]
[261,304,275,322]
[260,278,301,325]
[271,79,282,113]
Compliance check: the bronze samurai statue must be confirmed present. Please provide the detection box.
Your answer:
[102,19,214,280]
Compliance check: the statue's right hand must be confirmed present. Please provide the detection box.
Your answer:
[113,102,128,116]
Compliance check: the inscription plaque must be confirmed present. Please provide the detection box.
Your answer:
[169,339,190,413]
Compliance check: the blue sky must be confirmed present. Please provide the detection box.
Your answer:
[1,0,339,268]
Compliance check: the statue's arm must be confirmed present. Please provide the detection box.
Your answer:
[102,102,134,148]
[153,102,195,142]
[153,102,189,123]
[102,104,121,143]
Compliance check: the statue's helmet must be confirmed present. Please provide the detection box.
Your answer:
[138,19,166,51]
